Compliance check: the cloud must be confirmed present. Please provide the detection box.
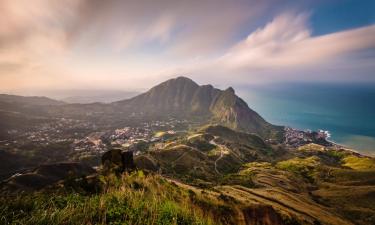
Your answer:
[67,0,270,55]
[0,0,79,47]
[189,12,375,84]
[219,12,375,69]
[0,1,374,92]
[0,0,79,76]
[0,0,274,91]
[111,14,176,51]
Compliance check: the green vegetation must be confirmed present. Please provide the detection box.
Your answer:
[242,162,272,169]
[328,168,375,184]
[276,156,321,182]
[342,155,375,170]
[298,143,325,152]
[324,150,347,161]
[186,134,215,151]
[0,172,213,225]
[218,173,255,188]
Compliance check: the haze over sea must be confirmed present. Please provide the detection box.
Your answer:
[237,83,375,156]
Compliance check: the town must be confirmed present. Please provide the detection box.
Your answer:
[0,117,188,167]
[284,127,331,147]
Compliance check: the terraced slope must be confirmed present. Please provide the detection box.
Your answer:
[2,125,375,224]
[133,125,375,224]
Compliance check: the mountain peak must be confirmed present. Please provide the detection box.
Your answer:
[153,76,199,91]
[175,76,194,82]
[225,87,235,94]
[168,76,197,86]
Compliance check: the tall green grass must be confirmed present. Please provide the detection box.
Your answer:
[0,171,213,225]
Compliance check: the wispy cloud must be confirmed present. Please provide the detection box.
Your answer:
[191,12,375,84]
[0,1,374,92]
[219,12,375,69]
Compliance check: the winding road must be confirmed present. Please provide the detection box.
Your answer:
[209,137,226,175]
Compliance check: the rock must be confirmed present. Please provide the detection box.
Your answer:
[101,149,136,173]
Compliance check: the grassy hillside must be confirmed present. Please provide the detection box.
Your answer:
[2,126,375,225]
[0,172,214,225]
[1,171,296,225]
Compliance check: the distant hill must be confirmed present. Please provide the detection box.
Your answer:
[0,94,64,106]
[0,94,65,117]
[114,77,283,139]
[61,91,139,103]
[0,94,65,133]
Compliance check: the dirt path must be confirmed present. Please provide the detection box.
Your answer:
[210,137,225,175]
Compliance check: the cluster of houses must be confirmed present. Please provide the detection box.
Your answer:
[284,127,330,147]
[2,118,96,147]
[72,119,181,158]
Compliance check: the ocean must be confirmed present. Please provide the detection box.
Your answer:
[236,83,375,156]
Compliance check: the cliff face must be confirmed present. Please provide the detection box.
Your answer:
[208,86,276,137]
[114,76,282,138]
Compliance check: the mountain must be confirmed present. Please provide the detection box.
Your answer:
[0,77,282,139]
[61,91,139,103]
[0,94,65,137]
[114,76,283,139]
[0,94,64,106]
[0,94,64,118]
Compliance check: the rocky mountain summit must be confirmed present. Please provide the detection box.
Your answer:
[114,76,282,139]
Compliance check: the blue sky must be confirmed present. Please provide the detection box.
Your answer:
[0,0,374,93]
[311,0,375,35]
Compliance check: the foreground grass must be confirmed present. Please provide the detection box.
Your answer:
[0,171,214,225]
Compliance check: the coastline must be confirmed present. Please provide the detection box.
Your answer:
[284,126,374,157]
[326,138,361,154]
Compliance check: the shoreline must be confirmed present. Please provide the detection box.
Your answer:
[326,137,375,157]
[285,126,373,157]
[326,138,360,154]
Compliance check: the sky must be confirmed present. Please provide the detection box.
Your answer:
[0,0,374,94]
